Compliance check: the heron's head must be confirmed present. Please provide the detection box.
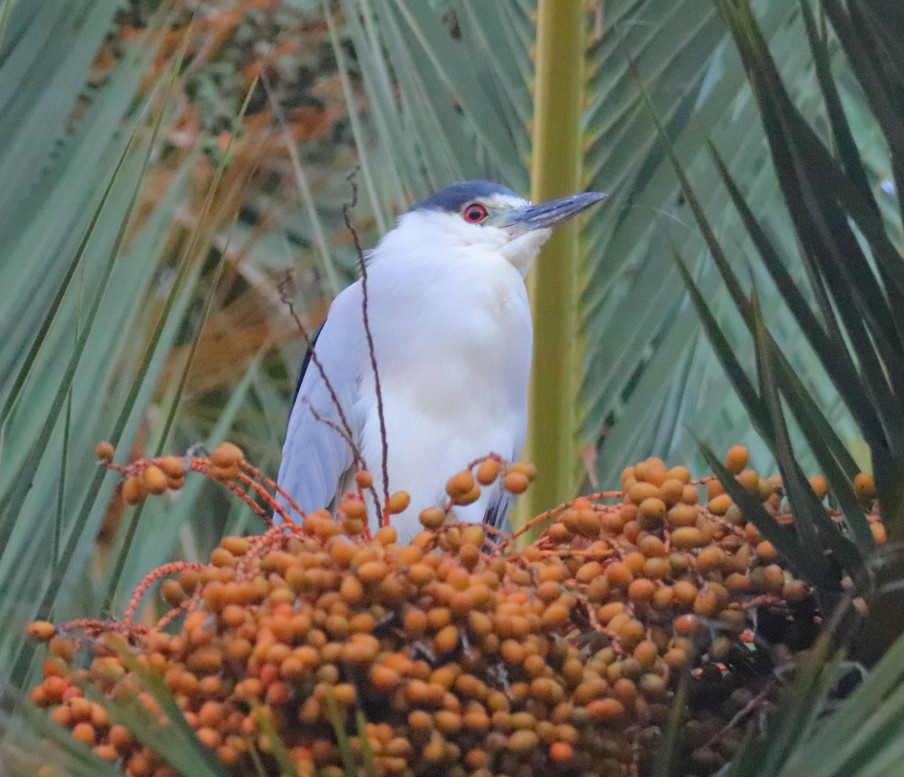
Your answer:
[386,181,606,276]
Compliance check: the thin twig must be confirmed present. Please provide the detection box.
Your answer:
[239,461,306,523]
[304,398,382,518]
[123,561,202,624]
[278,273,384,528]
[61,618,148,639]
[342,169,391,522]
[276,272,359,452]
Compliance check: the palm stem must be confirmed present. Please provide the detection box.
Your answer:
[519,0,589,529]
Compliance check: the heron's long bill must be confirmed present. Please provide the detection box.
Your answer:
[503,191,607,231]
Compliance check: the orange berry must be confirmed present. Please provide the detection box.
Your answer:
[643,557,670,580]
[94,441,115,461]
[419,507,446,528]
[674,613,701,636]
[387,491,410,514]
[354,470,373,489]
[809,475,827,499]
[445,567,471,591]
[637,497,666,528]
[339,496,367,521]
[756,540,778,561]
[142,465,168,495]
[628,481,660,505]
[604,562,633,589]
[596,601,624,624]
[375,526,398,546]
[546,522,572,543]
[642,457,668,486]
[549,740,574,762]
[503,472,529,494]
[220,536,250,556]
[671,526,704,549]
[27,621,56,642]
[638,535,667,558]
[455,484,481,506]
[680,484,699,504]
[210,442,243,467]
[706,479,725,499]
[854,472,875,502]
[540,602,570,629]
[737,468,759,494]
[434,625,459,655]
[672,580,698,606]
[339,575,365,604]
[71,722,96,746]
[708,493,733,515]
[667,465,691,484]
[121,475,146,505]
[356,560,388,584]
[507,729,540,753]
[872,521,887,545]
[633,639,659,668]
[623,550,646,574]
[612,677,638,704]
[667,503,698,527]
[446,470,476,499]
[658,478,685,507]
[627,578,655,604]
[468,611,493,638]
[476,458,501,485]
[694,545,726,573]
[587,698,625,720]
[158,456,185,478]
[664,647,689,670]
[576,560,604,583]
[508,462,537,480]
[93,744,117,762]
[208,464,239,482]
[763,564,786,593]
[693,589,720,617]
[725,445,749,474]
[573,508,601,537]
[724,573,751,594]
[160,579,185,607]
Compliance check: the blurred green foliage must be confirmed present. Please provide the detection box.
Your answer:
[3,2,904,775]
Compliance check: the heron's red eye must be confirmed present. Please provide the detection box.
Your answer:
[463,203,488,223]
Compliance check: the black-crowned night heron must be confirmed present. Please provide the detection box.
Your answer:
[278,180,605,541]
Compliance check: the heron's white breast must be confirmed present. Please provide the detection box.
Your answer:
[367,249,532,423]
[351,243,533,531]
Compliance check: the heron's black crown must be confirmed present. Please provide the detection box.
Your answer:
[410,180,519,214]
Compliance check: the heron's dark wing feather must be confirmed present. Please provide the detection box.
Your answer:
[483,446,522,534]
[290,321,325,413]
[483,491,512,533]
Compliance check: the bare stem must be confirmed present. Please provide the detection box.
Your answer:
[304,398,382,517]
[342,169,391,521]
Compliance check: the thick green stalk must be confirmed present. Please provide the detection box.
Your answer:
[519,0,588,527]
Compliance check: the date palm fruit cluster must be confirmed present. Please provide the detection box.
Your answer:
[28,443,883,777]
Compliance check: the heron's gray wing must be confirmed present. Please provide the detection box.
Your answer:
[277,289,363,520]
